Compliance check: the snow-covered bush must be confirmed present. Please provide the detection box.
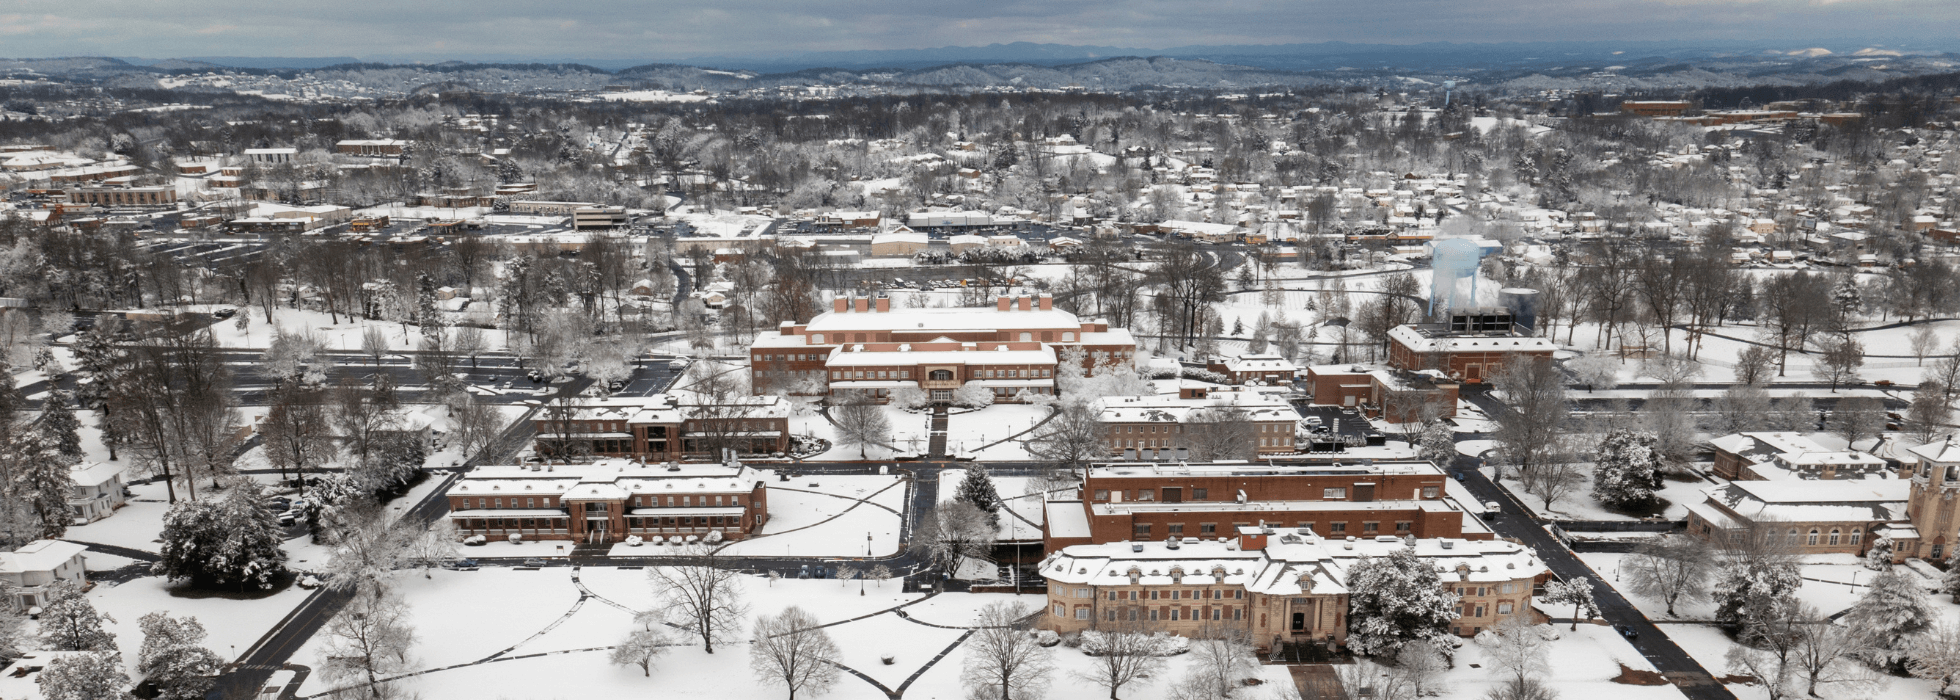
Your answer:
[1035,630,1061,647]
[1180,367,1229,384]
[952,383,995,408]
[704,530,724,544]
[891,386,931,410]
[625,536,643,547]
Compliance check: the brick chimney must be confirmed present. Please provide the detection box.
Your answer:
[1038,293,1053,311]
[874,296,890,312]
[833,297,849,313]
[1237,525,1268,551]
[998,296,1012,312]
[854,297,870,313]
[1017,296,1032,311]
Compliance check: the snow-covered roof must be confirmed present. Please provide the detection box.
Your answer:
[1040,534,1543,597]
[69,461,126,487]
[826,345,1057,366]
[1218,354,1297,373]
[1911,436,1960,464]
[1092,389,1296,424]
[802,307,1089,334]
[0,540,86,574]
[1702,479,1908,524]
[1045,500,1092,539]
[451,459,772,500]
[1387,325,1555,354]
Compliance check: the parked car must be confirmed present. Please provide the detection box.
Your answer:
[522,558,548,568]
[444,559,480,571]
[297,575,322,589]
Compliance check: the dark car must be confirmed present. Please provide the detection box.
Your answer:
[1615,624,1639,639]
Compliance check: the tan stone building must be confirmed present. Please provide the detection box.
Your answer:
[1038,530,1548,650]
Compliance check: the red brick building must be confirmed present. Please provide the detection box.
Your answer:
[1205,354,1298,385]
[533,393,792,461]
[749,294,1136,403]
[1042,461,1489,553]
[1304,365,1458,421]
[1386,316,1554,384]
[446,460,772,545]
[1095,386,1301,459]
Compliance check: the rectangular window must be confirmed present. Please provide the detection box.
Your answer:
[1395,521,1411,533]
[1075,607,1090,620]
[1200,523,1217,535]
[1168,523,1184,536]
[1134,524,1152,538]
[1364,522,1379,533]
[1094,490,1109,501]
[1330,522,1347,534]
[1137,490,1155,501]
[1193,488,1208,500]
[1500,583,1516,594]
[1422,487,1439,499]
[1323,488,1346,500]
[1053,603,1065,617]
[1498,602,1514,614]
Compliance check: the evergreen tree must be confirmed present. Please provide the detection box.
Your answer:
[1713,555,1801,632]
[1417,421,1456,466]
[137,612,223,700]
[152,482,289,591]
[71,323,124,410]
[1590,428,1663,509]
[955,468,1003,528]
[0,361,22,432]
[13,428,78,540]
[40,581,117,651]
[33,389,83,459]
[1864,536,1893,571]
[35,651,127,700]
[1843,569,1936,671]
[1345,548,1458,659]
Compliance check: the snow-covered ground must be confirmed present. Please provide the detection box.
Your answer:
[87,575,314,673]
[1514,469,1714,521]
[938,469,1058,543]
[712,475,906,557]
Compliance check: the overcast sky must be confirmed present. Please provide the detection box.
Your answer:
[3,0,1955,62]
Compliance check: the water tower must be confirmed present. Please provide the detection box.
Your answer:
[1428,238,1487,316]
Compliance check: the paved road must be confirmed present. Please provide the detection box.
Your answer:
[1452,388,1737,700]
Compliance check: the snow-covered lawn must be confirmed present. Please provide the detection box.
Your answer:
[1579,553,1918,621]
[291,566,951,699]
[948,403,1051,460]
[1660,618,1952,700]
[714,475,906,557]
[939,469,1057,542]
[1515,469,1714,521]
[794,406,934,460]
[64,479,175,554]
[87,575,311,672]
[1434,621,1686,700]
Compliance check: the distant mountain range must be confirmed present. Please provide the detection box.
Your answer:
[3,39,1958,95]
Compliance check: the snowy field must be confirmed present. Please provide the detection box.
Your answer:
[713,475,907,557]
[951,403,1052,460]
[87,575,313,676]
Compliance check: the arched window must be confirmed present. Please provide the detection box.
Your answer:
[929,370,952,381]
[1851,529,1863,545]
[1020,332,1033,341]
[1807,529,1820,546]
[1787,529,1800,546]
[1828,529,1841,546]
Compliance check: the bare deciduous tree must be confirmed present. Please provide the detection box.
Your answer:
[320,589,417,699]
[830,391,891,459]
[748,605,840,700]
[961,601,1054,700]
[648,544,749,654]
[1074,622,1172,700]
[1625,535,1713,617]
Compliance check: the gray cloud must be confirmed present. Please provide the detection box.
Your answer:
[2,0,1954,62]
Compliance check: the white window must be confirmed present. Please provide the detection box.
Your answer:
[811,334,824,344]
[1323,488,1346,500]
[1053,603,1065,617]
[1497,602,1514,614]
[1020,332,1033,341]
[1063,332,1075,341]
[1075,588,1091,598]
[1075,607,1090,620]
[1499,583,1516,594]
